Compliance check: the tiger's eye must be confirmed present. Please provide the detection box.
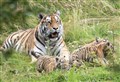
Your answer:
[77,60,79,62]
[56,20,59,23]
[48,21,51,24]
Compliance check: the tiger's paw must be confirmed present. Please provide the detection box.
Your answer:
[30,56,37,64]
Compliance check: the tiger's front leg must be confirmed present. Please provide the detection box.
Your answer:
[29,49,46,64]
[30,55,38,64]
[58,44,71,70]
[59,45,70,62]
[29,51,39,63]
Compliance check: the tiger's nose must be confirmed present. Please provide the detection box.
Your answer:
[53,27,58,30]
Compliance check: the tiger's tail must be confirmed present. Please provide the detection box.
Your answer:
[0,46,4,52]
[0,46,3,51]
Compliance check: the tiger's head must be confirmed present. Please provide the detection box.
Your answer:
[38,11,63,41]
[96,39,114,51]
[70,54,82,68]
[100,39,114,57]
[95,38,114,54]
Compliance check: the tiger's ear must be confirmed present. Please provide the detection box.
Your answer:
[56,10,61,16]
[55,57,59,62]
[38,13,44,20]
[107,42,110,46]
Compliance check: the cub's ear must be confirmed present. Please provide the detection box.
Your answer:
[107,42,110,46]
[96,37,99,42]
[56,10,61,16]
[55,57,59,62]
[38,13,44,20]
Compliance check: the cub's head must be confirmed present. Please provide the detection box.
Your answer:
[101,39,114,57]
[96,38,114,51]
[56,56,71,70]
[38,11,63,41]
[70,55,82,68]
[96,38,114,57]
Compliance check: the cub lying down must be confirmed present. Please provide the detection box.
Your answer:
[30,51,71,73]
[36,55,71,73]
[36,56,59,73]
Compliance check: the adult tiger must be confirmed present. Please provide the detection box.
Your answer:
[0,11,70,63]
[70,38,114,66]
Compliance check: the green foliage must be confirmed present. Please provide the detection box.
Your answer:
[0,0,120,82]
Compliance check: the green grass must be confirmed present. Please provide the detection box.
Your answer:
[0,0,120,82]
[0,52,120,82]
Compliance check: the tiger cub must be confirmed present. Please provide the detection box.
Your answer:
[36,56,59,73]
[31,51,70,73]
[71,38,114,66]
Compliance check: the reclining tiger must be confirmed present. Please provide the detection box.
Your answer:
[0,11,70,63]
[70,38,114,66]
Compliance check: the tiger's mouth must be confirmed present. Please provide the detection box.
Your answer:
[49,32,59,38]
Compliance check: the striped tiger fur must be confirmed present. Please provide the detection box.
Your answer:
[36,55,59,73]
[36,55,70,73]
[0,11,70,63]
[71,38,114,66]
[31,51,71,70]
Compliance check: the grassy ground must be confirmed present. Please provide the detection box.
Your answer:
[0,52,120,82]
[0,0,120,82]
